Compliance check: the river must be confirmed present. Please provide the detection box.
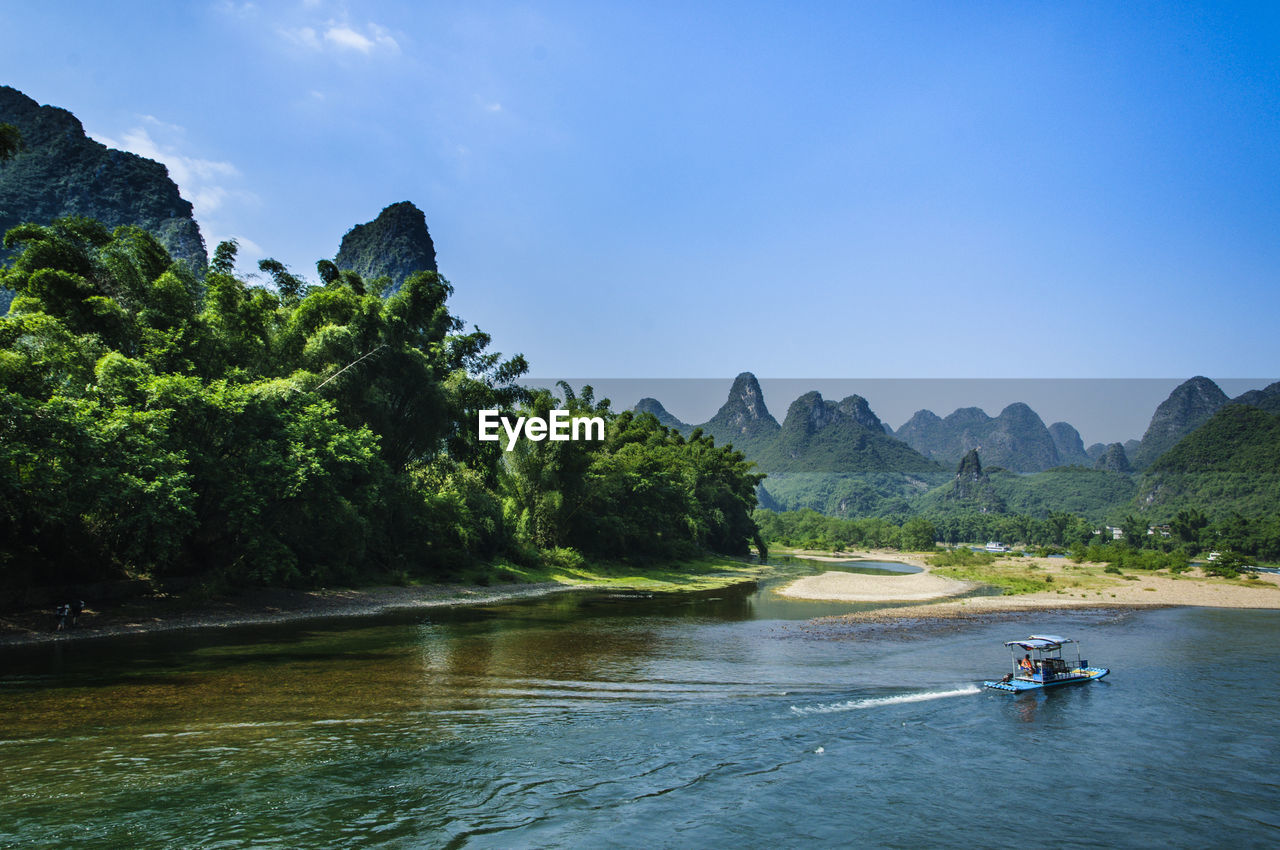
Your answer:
[2,565,1278,848]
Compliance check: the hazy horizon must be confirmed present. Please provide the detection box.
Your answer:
[529,376,1277,446]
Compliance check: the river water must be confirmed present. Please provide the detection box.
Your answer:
[2,564,1278,848]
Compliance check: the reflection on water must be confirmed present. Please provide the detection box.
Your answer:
[2,570,1278,848]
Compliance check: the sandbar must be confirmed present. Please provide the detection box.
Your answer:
[777,569,972,602]
[777,549,1280,622]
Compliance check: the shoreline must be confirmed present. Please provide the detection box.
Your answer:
[0,556,776,649]
[0,582,587,649]
[774,548,1280,623]
[6,549,1279,647]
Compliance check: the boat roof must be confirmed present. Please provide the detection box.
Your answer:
[1004,634,1077,650]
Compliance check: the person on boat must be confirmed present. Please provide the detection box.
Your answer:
[1019,654,1035,675]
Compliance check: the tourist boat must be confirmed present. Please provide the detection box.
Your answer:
[983,634,1109,693]
[984,541,1009,553]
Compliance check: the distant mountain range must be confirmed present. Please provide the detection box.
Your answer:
[633,372,1280,521]
[894,402,1064,473]
[635,372,1094,479]
[630,374,947,516]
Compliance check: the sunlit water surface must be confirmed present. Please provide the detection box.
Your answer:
[2,565,1278,848]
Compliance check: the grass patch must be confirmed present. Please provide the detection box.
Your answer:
[481,554,771,593]
[931,555,1117,596]
[927,548,997,568]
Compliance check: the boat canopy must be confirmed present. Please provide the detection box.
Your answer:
[1004,635,1077,651]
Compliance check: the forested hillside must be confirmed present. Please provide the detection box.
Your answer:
[1136,404,1280,521]
[0,218,765,598]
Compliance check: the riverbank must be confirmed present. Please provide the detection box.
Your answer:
[0,556,771,648]
[774,548,1280,622]
[0,582,577,647]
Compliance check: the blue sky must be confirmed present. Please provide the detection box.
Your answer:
[3,1,1279,392]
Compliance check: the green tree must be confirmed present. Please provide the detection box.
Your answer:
[1120,513,1149,547]
[0,123,22,161]
[900,517,936,551]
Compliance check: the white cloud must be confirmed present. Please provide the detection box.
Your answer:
[324,26,373,52]
[282,20,399,56]
[285,26,322,50]
[93,119,252,220]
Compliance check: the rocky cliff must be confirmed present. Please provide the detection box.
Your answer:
[701,372,781,450]
[1131,376,1229,470]
[943,449,1005,512]
[1093,443,1133,474]
[0,86,206,271]
[334,201,437,295]
[1048,421,1091,466]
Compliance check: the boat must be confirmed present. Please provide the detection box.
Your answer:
[984,541,1009,553]
[983,634,1109,693]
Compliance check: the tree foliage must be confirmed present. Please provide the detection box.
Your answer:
[0,219,519,591]
[0,123,22,162]
[1,217,766,598]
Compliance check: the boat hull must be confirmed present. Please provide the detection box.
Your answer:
[983,667,1109,693]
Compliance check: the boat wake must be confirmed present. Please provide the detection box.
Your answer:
[790,684,982,715]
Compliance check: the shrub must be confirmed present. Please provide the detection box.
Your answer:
[541,546,586,570]
[928,548,997,568]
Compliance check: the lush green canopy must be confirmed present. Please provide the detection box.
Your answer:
[1,218,766,598]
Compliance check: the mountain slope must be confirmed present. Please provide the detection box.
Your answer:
[633,397,692,433]
[914,456,1135,521]
[1094,443,1133,474]
[1048,421,1091,466]
[1136,404,1280,519]
[0,85,206,272]
[1131,376,1229,470]
[754,390,941,474]
[699,372,781,452]
[1231,381,1280,415]
[895,402,1063,472]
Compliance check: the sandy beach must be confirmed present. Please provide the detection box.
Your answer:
[775,549,1280,621]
